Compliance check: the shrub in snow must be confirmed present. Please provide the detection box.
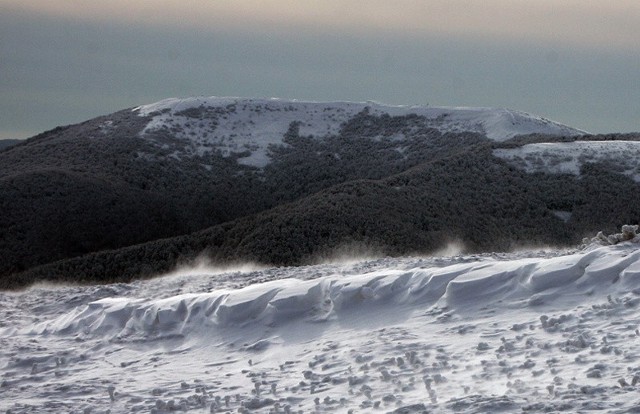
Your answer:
[107,385,116,402]
[622,224,638,240]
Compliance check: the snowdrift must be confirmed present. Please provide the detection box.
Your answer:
[25,244,640,341]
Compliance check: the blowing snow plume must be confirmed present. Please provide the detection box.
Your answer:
[309,240,386,266]
[168,253,265,278]
[429,240,466,257]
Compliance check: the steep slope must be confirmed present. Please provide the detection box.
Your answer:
[8,141,640,289]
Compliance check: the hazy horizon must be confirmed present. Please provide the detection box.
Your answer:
[1,1,639,140]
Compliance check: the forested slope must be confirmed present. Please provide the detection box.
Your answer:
[6,141,640,289]
[1,98,637,288]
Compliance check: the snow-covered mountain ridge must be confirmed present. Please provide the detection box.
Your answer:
[134,97,586,167]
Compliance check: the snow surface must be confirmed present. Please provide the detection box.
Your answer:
[5,243,640,413]
[494,141,640,182]
[134,97,585,167]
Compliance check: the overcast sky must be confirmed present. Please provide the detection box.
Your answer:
[1,1,639,139]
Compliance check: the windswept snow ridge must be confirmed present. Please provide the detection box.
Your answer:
[134,97,585,167]
[4,242,640,413]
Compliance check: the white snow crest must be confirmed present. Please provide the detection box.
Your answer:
[24,243,640,341]
[133,97,585,167]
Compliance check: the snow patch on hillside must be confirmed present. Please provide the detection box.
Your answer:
[134,97,585,167]
[494,141,640,181]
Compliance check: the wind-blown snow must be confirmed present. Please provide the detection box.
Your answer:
[134,97,585,167]
[494,141,640,181]
[4,242,640,413]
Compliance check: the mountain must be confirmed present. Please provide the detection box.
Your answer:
[134,97,586,167]
[0,139,21,150]
[1,97,638,289]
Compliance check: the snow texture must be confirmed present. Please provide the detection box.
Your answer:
[494,141,640,181]
[134,97,585,167]
[4,238,640,413]
[582,224,639,248]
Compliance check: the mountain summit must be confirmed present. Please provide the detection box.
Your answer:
[134,97,586,167]
[1,97,637,289]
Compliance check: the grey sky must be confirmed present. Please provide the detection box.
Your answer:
[1,1,639,139]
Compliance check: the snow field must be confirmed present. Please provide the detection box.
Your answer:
[3,243,640,412]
